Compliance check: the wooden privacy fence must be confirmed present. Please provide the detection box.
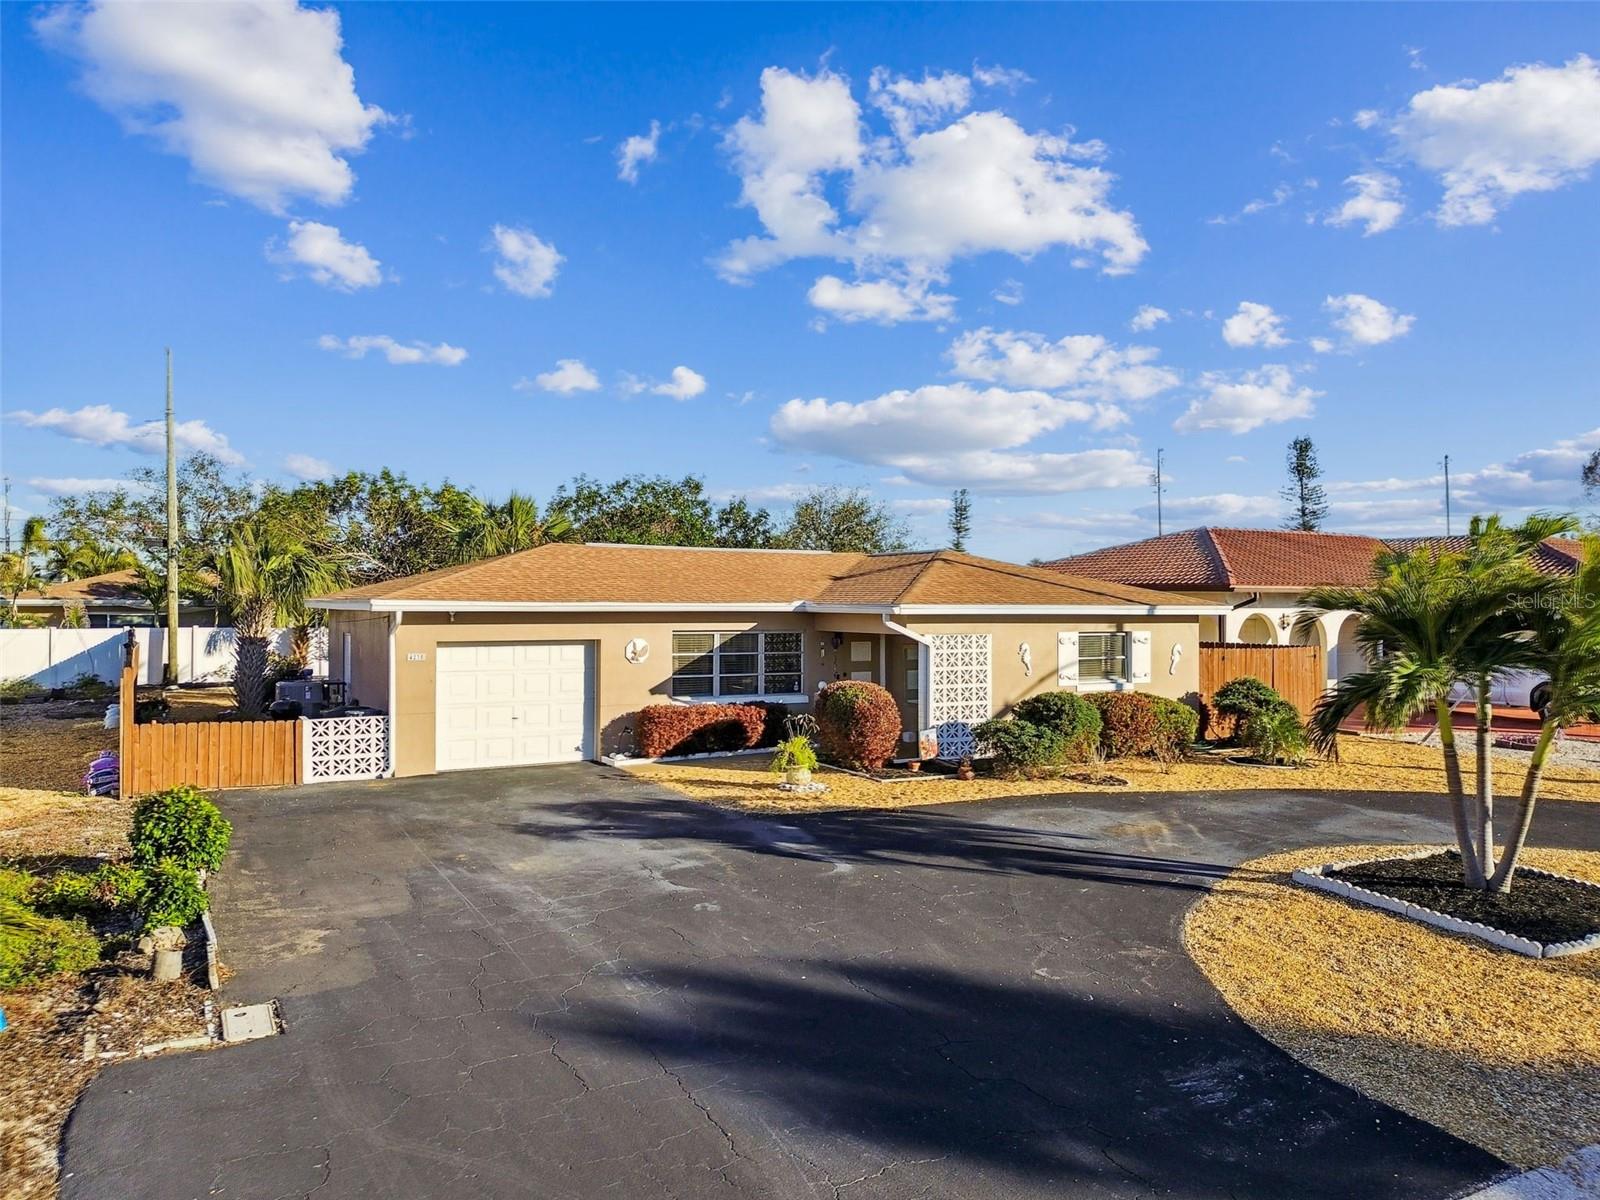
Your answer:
[1197,642,1326,738]
[118,637,300,795]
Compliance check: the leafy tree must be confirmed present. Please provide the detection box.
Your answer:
[1281,436,1330,531]
[548,474,721,546]
[46,534,138,581]
[714,498,778,548]
[0,517,50,626]
[1300,513,1584,892]
[777,486,909,553]
[212,518,345,714]
[948,488,972,552]
[443,491,573,563]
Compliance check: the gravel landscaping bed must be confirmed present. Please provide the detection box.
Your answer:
[1327,851,1600,946]
[1185,844,1600,1169]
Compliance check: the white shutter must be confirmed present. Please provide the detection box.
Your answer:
[1057,632,1079,688]
[1129,631,1152,684]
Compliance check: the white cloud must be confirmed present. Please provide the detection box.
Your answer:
[35,0,388,212]
[489,224,562,298]
[1390,55,1600,226]
[771,382,1097,461]
[1324,293,1415,346]
[717,66,1147,298]
[1353,108,1383,130]
[317,334,466,366]
[617,119,661,184]
[1208,181,1294,225]
[947,327,1179,403]
[891,497,952,513]
[1128,304,1170,332]
[651,366,707,400]
[868,68,972,140]
[884,447,1151,495]
[1173,365,1319,434]
[1221,301,1289,348]
[1459,426,1600,506]
[1136,492,1282,524]
[282,452,334,481]
[10,403,243,464]
[992,279,1024,306]
[1325,172,1405,235]
[267,220,382,289]
[26,476,149,496]
[522,358,601,394]
[972,62,1033,91]
[1309,337,1335,354]
[807,274,954,324]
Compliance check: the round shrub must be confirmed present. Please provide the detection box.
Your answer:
[139,860,209,932]
[1084,692,1160,759]
[1147,696,1200,760]
[974,718,1067,779]
[1212,676,1283,720]
[1011,691,1103,763]
[815,680,902,770]
[1241,701,1310,765]
[130,785,232,872]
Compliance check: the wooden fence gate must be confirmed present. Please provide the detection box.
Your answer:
[1197,642,1326,738]
[119,639,300,795]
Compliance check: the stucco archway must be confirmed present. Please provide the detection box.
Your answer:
[1333,614,1366,680]
[1236,613,1277,645]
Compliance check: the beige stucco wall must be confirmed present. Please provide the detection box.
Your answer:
[901,614,1204,713]
[325,610,391,712]
[383,610,824,776]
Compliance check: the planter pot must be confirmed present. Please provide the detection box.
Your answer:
[785,767,813,786]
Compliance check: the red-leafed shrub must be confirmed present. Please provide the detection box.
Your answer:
[815,680,902,770]
[636,703,767,758]
[1084,692,1160,759]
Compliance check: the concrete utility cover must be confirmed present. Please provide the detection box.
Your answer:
[220,1003,278,1043]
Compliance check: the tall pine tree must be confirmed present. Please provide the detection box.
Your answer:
[948,488,972,552]
[1281,437,1330,531]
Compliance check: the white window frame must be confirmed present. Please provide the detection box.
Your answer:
[669,630,806,702]
[1075,630,1130,692]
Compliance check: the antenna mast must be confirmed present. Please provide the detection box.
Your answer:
[1153,448,1165,536]
[1443,454,1452,538]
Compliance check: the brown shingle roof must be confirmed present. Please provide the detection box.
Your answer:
[313,543,1207,610]
[36,569,146,603]
[1039,528,1392,590]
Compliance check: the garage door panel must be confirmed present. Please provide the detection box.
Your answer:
[436,642,593,771]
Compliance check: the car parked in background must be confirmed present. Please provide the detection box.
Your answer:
[1449,670,1552,713]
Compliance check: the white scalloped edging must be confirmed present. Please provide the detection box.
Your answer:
[1291,850,1600,959]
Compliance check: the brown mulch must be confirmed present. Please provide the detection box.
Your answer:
[1,787,213,1200]
[1184,844,1600,1168]
[629,733,1600,814]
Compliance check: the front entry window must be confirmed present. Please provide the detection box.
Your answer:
[671,631,803,699]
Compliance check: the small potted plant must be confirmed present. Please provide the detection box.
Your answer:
[769,734,819,786]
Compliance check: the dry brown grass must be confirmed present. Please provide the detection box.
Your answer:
[629,733,1600,814]
[1184,844,1600,1168]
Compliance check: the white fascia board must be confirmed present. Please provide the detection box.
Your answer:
[890,603,1233,616]
[309,599,808,614]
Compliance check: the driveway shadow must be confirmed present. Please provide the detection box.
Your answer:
[518,790,1268,892]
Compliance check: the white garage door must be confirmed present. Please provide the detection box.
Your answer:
[435,642,594,771]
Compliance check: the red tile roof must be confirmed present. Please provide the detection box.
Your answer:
[1384,537,1583,576]
[1039,528,1390,590]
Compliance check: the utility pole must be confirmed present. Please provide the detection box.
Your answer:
[163,349,180,687]
[1152,448,1165,536]
[1443,454,1452,538]
[2,476,11,554]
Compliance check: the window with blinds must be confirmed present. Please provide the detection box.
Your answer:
[670,631,803,698]
[1078,632,1128,684]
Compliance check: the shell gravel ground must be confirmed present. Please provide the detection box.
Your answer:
[630,733,1600,814]
[1183,844,1600,1170]
[0,787,212,1200]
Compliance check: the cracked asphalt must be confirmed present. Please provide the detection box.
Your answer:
[59,765,1599,1199]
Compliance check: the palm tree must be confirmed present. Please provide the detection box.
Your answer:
[47,537,138,581]
[1487,535,1600,890]
[0,517,50,626]
[444,492,573,563]
[213,518,344,714]
[1299,514,1579,892]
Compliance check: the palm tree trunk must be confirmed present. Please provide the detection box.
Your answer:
[1434,698,1483,887]
[233,600,274,715]
[1474,681,1494,889]
[289,624,312,668]
[1489,720,1556,893]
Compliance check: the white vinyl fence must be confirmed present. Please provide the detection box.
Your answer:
[0,626,328,688]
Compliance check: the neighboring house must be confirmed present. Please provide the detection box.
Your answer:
[309,542,1229,776]
[13,569,220,628]
[1038,528,1584,689]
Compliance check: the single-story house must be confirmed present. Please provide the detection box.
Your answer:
[13,569,220,628]
[1038,527,1584,687]
[309,542,1230,776]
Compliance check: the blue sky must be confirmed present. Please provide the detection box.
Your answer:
[3,2,1597,561]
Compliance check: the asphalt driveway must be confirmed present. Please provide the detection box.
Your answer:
[61,766,1599,1199]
